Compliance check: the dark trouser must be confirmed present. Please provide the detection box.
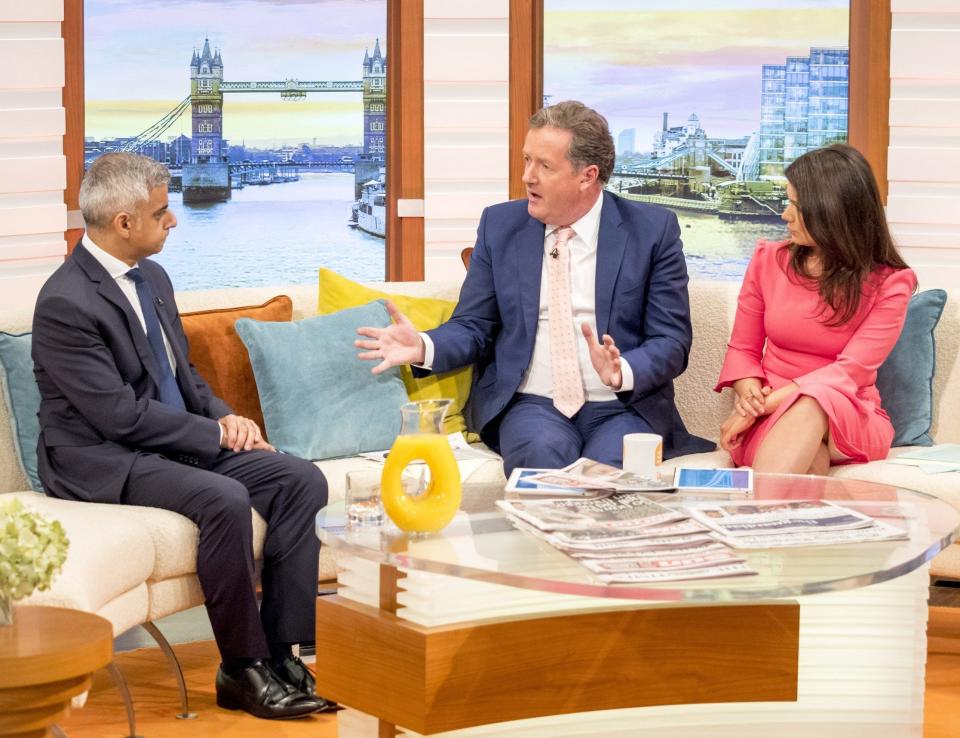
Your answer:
[495,394,654,476]
[122,449,327,660]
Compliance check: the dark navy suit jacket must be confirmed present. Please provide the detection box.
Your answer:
[420,191,712,458]
[32,243,231,503]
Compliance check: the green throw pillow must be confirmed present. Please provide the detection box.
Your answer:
[235,301,408,460]
[0,332,42,491]
[318,268,474,438]
[876,289,947,447]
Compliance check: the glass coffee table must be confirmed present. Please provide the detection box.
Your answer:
[314,474,959,738]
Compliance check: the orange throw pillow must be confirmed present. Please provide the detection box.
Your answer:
[181,295,293,436]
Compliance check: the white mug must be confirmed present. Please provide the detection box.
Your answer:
[623,433,663,480]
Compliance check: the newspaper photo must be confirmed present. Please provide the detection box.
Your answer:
[685,499,909,549]
[528,458,676,492]
[496,495,685,531]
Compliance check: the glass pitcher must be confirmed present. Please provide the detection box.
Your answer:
[380,399,462,533]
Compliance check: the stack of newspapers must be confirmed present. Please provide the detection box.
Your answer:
[685,499,909,549]
[495,496,757,583]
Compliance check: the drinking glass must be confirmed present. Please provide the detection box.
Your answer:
[345,469,386,528]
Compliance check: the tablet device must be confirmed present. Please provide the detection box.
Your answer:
[673,467,753,493]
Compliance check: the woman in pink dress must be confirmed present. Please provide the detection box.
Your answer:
[716,144,916,474]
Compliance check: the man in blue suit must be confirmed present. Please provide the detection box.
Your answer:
[358,101,711,473]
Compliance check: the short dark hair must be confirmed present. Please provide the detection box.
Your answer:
[529,101,615,183]
[784,143,910,325]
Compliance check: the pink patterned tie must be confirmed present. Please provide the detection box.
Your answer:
[547,226,585,418]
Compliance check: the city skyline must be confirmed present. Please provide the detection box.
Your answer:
[85,0,385,145]
[545,0,848,143]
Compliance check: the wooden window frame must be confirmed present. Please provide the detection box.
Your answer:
[509,0,891,202]
[62,0,425,281]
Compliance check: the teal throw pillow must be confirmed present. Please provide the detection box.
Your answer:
[876,289,947,447]
[235,301,407,460]
[0,332,42,491]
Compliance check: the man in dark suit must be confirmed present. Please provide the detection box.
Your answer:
[358,101,711,473]
[32,152,334,720]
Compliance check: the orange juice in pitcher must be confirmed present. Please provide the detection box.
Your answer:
[380,399,462,533]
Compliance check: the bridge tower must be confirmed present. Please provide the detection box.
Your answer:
[362,38,386,158]
[184,38,230,202]
[355,38,386,197]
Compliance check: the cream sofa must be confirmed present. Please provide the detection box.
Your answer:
[2,278,959,644]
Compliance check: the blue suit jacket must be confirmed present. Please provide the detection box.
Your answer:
[420,191,712,458]
[32,243,230,503]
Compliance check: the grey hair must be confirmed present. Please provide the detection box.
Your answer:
[529,101,615,183]
[79,152,171,228]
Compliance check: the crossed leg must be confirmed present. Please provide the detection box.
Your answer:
[752,395,845,474]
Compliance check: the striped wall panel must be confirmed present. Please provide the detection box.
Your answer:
[0,2,66,314]
[888,7,960,288]
[423,9,510,282]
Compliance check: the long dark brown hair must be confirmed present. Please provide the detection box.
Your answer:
[784,143,909,326]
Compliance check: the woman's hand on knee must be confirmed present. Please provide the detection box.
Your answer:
[720,409,755,451]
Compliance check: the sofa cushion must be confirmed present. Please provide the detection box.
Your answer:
[318,268,473,437]
[181,295,293,436]
[101,503,267,581]
[236,301,407,460]
[876,289,947,447]
[12,492,155,613]
[0,332,41,491]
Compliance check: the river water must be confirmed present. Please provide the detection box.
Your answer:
[154,172,788,290]
[156,172,385,291]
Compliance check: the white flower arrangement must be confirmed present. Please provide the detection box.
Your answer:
[0,498,69,606]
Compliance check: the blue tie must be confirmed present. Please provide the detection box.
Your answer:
[126,268,186,410]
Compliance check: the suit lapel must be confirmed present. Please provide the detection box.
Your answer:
[594,192,626,338]
[73,244,167,391]
[516,216,546,342]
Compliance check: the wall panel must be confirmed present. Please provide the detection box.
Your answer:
[423,8,510,280]
[889,5,960,288]
[0,2,65,314]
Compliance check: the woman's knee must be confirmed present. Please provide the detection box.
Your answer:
[787,395,828,424]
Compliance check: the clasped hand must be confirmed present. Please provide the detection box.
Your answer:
[720,378,771,451]
[218,414,274,452]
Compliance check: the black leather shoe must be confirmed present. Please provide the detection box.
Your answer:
[216,660,319,719]
[271,655,339,713]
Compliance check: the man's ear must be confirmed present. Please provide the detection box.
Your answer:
[112,211,133,239]
[580,164,600,188]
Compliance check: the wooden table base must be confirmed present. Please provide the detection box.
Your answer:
[0,607,113,738]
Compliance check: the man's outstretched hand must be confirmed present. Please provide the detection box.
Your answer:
[355,300,425,374]
[580,323,623,391]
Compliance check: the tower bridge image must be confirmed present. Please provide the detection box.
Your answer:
[110,37,385,204]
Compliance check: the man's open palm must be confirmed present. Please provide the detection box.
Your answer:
[356,300,425,374]
[580,323,623,390]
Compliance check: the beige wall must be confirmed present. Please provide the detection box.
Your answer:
[423,0,510,281]
[0,0,66,316]
[888,0,960,289]
[2,3,959,305]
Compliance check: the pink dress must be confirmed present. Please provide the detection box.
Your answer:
[715,240,916,467]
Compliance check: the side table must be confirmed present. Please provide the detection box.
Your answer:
[0,606,113,738]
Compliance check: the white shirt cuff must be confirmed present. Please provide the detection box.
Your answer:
[416,332,435,370]
[619,357,635,393]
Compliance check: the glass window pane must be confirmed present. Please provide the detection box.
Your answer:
[84,1,387,290]
[544,1,849,280]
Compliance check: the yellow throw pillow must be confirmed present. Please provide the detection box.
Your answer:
[318,268,473,436]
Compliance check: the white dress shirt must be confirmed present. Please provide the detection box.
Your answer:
[82,234,178,374]
[420,191,635,402]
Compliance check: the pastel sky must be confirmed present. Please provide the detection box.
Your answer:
[85,0,385,146]
[544,0,849,147]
